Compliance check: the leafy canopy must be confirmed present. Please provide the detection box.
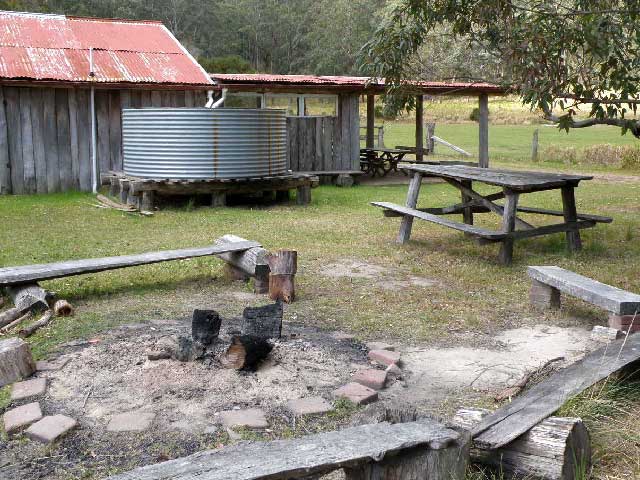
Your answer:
[360,0,640,136]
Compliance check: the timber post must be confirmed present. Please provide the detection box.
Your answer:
[415,95,424,162]
[478,93,489,167]
[366,94,375,148]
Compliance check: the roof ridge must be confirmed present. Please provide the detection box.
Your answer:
[0,10,163,25]
[0,43,186,54]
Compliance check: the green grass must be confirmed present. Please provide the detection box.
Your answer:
[380,121,640,168]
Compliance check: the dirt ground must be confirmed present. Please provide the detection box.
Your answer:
[0,258,606,479]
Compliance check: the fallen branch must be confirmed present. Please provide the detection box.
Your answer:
[19,310,54,338]
[0,312,32,334]
[96,194,136,211]
[494,356,564,402]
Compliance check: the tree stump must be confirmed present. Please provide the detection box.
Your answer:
[453,407,591,480]
[241,301,283,340]
[220,335,273,371]
[267,250,297,303]
[0,337,36,387]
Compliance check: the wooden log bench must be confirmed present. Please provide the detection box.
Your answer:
[108,419,469,480]
[528,266,640,332]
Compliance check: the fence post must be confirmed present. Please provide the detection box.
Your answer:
[426,123,435,154]
[531,128,539,162]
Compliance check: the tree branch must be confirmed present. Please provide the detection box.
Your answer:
[541,104,640,137]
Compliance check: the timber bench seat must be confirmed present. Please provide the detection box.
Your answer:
[528,266,640,332]
[372,202,507,240]
[108,419,468,480]
[0,241,261,288]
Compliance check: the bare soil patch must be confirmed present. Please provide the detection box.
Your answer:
[320,259,441,289]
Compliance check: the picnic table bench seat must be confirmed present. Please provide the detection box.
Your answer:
[371,202,507,240]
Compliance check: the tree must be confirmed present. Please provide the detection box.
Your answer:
[360,0,640,137]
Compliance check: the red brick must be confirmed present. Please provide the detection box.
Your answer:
[3,402,43,434]
[608,314,640,333]
[353,368,387,390]
[368,349,401,367]
[25,415,77,444]
[286,397,332,416]
[333,382,378,405]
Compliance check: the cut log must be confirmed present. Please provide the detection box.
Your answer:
[220,335,273,371]
[7,283,50,312]
[241,301,283,340]
[453,407,591,480]
[0,337,36,387]
[214,234,270,294]
[53,299,74,317]
[19,310,54,338]
[471,332,640,450]
[267,250,297,303]
[192,309,221,346]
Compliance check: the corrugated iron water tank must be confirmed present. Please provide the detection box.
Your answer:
[122,108,287,179]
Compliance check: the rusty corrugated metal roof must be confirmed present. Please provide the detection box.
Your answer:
[0,10,212,86]
[210,73,505,94]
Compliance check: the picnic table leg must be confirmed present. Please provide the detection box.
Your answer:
[498,190,519,265]
[461,180,474,236]
[561,185,582,251]
[397,172,424,244]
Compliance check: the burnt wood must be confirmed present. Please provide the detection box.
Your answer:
[528,266,640,315]
[221,335,273,370]
[107,419,465,480]
[472,332,640,449]
[242,301,283,340]
[192,309,221,346]
[0,241,261,287]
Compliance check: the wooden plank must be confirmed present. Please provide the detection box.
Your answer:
[415,95,424,162]
[561,186,582,251]
[332,104,342,171]
[42,88,59,193]
[472,332,640,449]
[68,89,80,190]
[0,241,262,288]
[431,136,472,156]
[29,88,47,193]
[478,93,489,167]
[315,116,323,171]
[214,234,269,280]
[402,164,591,190]
[140,90,152,107]
[19,88,36,193]
[173,91,186,107]
[120,90,131,109]
[366,94,375,148]
[130,90,142,108]
[5,87,24,194]
[184,90,195,108]
[151,90,162,107]
[373,201,507,240]
[498,191,519,264]
[161,90,171,107]
[349,94,360,170]
[322,117,334,171]
[108,91,122,171]
[76,89,92,191]
[305,117,315,171]
[0,87,10,194]
[444,177,535,230]
[509,220,596,240]
[95,90,111,178]
[517,205,612,223]
[55,88,73,191]
[107,420,462,480]
[528,266,640,315]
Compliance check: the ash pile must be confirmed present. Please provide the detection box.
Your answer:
[147,301,283,371]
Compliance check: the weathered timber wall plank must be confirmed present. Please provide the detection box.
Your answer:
[43,88,59,193]
[5,88,24,194]
[55,88,73,191]
[68,89,80,190]
[19,87,36,193]
[29,88,47,193]
[0,87,11,194]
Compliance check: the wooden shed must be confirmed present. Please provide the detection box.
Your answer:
[0,10,212,195]
[209,74,505,173]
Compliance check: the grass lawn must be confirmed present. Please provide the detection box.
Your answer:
[1,168,639,478]
[381,121,640,169]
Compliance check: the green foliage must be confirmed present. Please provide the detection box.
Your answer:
[198,55,253,74]
[360,1,640,137]
[469,107,480,122]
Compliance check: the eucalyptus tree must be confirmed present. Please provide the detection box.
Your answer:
[361,1,640,136]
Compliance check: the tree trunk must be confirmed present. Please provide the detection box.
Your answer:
[220,335,273,371]
[453,407,591,480]
[7,283,50,312]
[267,250,297,303]
[0,337,36,387]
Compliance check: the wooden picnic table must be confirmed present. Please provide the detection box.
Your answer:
[359,147,412,177]
[372,164,612,264]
